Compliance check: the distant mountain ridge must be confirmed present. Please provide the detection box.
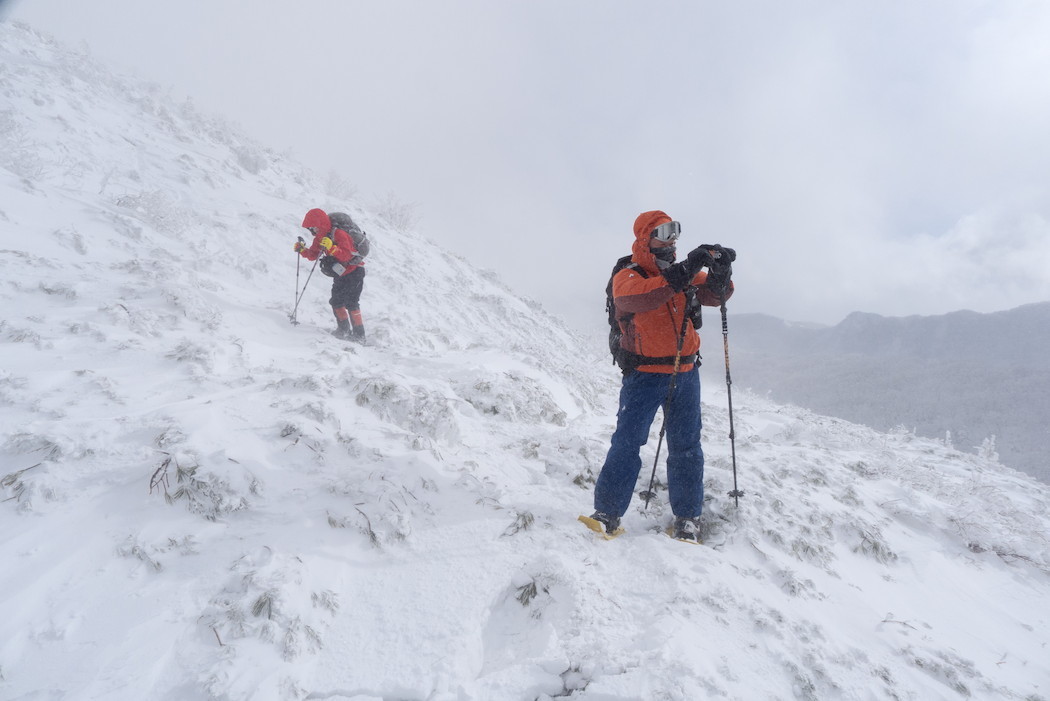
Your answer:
[737,302,1050,362]
[726,303,1050,482]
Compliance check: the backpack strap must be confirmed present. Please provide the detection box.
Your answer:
[606,260,648,315]
[608,259,660,372]
[622,262,648,278]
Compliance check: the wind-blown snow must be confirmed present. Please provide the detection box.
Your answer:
[1,21,1048,701]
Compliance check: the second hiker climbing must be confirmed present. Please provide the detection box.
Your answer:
[294,208,369,343]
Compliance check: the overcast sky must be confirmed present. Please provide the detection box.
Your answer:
[7,0,1050,332]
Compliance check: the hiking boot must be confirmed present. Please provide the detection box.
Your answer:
[671,516,701,542]
[348,325,366,344]
[590,511,621,536]
[331,319,352,339]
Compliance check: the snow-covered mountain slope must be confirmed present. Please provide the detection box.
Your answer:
[2,21,1049,701]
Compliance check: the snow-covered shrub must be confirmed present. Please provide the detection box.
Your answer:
[199,548,337,662]
[323,169,356,200]
[116,534,198,574]
[154,455,256,521]
[116,536,164,572]
[848,523,899,564]
[0,439,61,512]
[231,143,268,175]
[0,321,49,349]
[370,191,419,232]
[0,463,37,507]
[325,471,425,547]
[976,435,999,462]
[501,510,535,537]
[354,378,460,443]
[0,109,48,180]
[452,372,568,426]
[114,189,201,236]
[37,281,77,300]
[165,340,213,371]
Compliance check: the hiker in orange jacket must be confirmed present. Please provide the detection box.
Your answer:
[589,210,735,542]
[294,208,368,343]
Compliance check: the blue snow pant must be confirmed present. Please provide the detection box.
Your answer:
[593,366,704,519]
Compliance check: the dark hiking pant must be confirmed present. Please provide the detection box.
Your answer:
[329,266,365,311]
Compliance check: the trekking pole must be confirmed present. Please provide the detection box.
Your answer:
[642,305,692,510]
[720,293,744,507]
[290,246,319,326]
[290,237,304,325]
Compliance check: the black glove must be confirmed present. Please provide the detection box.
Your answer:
[686,244,737,272]
[684,246,715,274]
[704,244,735,294]
[662,261,694,293]
[706,266,732,297]
[698,244,735,266]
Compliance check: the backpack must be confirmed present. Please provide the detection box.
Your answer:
[606,255,645,370]
[328,211,370,258]
[606,255,703,373]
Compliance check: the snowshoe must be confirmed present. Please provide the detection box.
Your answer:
[667,516,702,544]
[579,512,624,540]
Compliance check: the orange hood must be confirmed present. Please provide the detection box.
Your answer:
[631,210,673,275]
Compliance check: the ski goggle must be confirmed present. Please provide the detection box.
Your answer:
[651,220,681,243]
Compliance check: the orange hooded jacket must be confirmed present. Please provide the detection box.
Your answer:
[612,210,734,373]
[298,208,362,274]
